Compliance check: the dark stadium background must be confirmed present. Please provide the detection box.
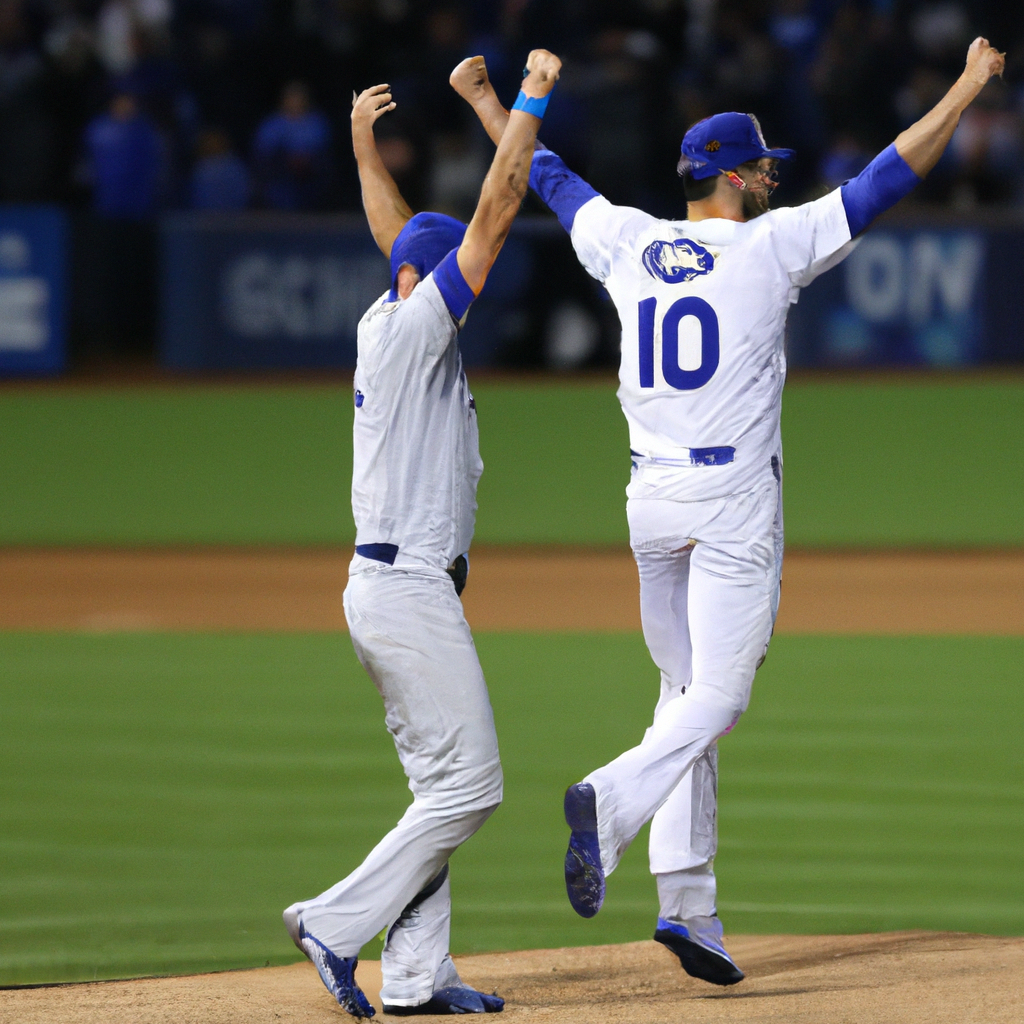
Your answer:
[0,0,1021,373]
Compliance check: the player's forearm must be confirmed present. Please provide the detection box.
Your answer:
[352,127,413,257]
[841,37,1004,236]
[450,56,510,146]
[468,95,598,234]
[450,54,594,234]
[894,37,1004,177]
[470,88,509,147]
[458,110,538,292]
[894,76,983,177]
[478,110,537,225]
[454,50,560,294]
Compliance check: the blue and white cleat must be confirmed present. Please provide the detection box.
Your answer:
[653,915,745,986]
[383,985,504,1015]
[283,904,376,1018]
[563,782,605,918]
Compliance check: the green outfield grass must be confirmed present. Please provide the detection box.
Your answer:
[2,631,1021,986]
[0,378,1022,546]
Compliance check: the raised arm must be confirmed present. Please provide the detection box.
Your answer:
[449,56,508,147]
[351,84,413,257]
[841,37,1005,236]
[450,55,599,236]
[895,37,1005,176]
[455,49,561,296]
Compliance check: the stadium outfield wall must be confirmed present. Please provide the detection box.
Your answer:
[157,211,1024,372]
[1,207,1023,376]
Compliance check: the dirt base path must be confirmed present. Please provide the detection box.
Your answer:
[1,547,1022,633]
[4,933,1022,1024]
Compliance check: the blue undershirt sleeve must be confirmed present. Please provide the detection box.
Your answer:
[528,146,600,234]
[433,248,476,322]
[840,143,921,237]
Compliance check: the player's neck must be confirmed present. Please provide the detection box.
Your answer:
[686,196,748,223]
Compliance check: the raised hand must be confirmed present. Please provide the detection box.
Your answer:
[456,48,560,295]
[522,48,561,98]
[449,56,508,146]
[449,49,561,149]
[894,35,1007,177]
[449,56,493,106]
[963,37,1005,87]
[350,83,411,258]
[351,84,396,132]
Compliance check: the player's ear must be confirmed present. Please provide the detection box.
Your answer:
[396,264,420,299]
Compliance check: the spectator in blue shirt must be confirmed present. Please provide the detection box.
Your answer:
[189,127,250,209]
[252,81,332,210]
[79,89,164,361]
[83,90,163,219]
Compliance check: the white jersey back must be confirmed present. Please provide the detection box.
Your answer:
[570,188,854,500]
[350,272,482,573]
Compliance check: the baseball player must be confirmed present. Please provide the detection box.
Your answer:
[282,49,561,1018]
[452,36,1005,985]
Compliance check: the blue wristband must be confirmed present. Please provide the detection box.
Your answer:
[512,90,550,118]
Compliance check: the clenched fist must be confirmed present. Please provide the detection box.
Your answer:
[449,55,491,105]
[522,49,561,99]
[963,37,1005,87]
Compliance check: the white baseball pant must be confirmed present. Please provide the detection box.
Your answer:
[586,473,783,919]
[296,567,503,1005]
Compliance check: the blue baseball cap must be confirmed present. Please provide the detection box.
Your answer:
[388,212,466,300]
[679,112,794,180]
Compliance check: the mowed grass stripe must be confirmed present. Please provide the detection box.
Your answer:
[1,379,1022,546]
[1,632,1021,985]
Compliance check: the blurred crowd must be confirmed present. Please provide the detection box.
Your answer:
[0,0,1021,220]
[2,0,1018,363]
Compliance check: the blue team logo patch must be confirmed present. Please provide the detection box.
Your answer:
[642,238,715,283]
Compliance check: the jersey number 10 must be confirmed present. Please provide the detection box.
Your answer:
[638,296,719,390]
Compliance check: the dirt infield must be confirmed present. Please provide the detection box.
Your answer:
[1,547,1023,633]
[4,933,1022,1024]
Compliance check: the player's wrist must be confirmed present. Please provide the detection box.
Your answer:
[351,133,374,158]
[512,88,552,118]
[958,60,993,91]
[350,113,374,136]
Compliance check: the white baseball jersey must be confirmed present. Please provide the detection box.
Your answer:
[350,272,482,573]
[569,188,855,501]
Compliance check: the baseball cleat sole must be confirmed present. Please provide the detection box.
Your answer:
[654,918,744,986]
[563,782,605,918]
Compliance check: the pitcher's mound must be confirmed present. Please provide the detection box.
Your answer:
[4,932,1022,1023]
